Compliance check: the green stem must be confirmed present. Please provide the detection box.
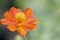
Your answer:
[23,36,27,40]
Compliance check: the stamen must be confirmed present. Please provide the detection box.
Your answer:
[16,12,26,23]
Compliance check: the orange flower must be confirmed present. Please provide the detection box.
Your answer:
[1,7,39,36]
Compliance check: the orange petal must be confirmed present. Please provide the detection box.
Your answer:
[18,27,26,36]
[1,19,8,25]
[4,11,18,23]
[24,8,34,19]
[25,19,39,30]
[33,19,39,23]
[9,7,17,19]
[29,19,39,24]
[9,7,17,14]
[7,25,17,32]
[9,7,22,16]
[4,11,13,20]
[26,18,39,24]
[17,8,22,12]
[8,7,22,23]
[26,23,37,30]
[1,19,17,26]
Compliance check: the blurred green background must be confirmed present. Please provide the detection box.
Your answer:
[0,0,60,40]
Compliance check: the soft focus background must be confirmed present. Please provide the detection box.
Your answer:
[0,0,60,40]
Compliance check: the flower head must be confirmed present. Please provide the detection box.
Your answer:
[1,7,39,36]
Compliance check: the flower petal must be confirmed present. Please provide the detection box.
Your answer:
[25,19,39,30]
[29,19,39,24]
[9,7,19,14]
[1,19,17,26]
[18,27,26,36]
[4,11,14,20]
[26,23,37,30]
[1,19,7,25]
[24,8,34,19]
[9,7,22,16]
[7,25,17,32]
[26,18,39,24]
[8,7,22,23]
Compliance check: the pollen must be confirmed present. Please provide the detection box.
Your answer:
[16,12,26,23]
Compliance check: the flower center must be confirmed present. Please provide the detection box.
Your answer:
[16,12,26,23]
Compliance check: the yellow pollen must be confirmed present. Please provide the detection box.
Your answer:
[16,12,26,23]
